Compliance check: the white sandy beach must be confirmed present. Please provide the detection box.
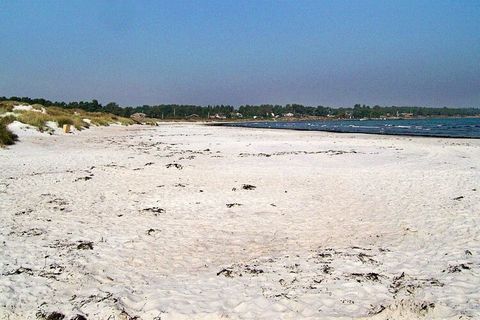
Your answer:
[1,123,479,319]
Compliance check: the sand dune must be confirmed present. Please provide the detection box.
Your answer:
[1,123,479,319]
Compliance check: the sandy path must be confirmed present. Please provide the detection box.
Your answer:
[1,123,479,319]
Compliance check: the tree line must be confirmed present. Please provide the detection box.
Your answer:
[1,96,479,119]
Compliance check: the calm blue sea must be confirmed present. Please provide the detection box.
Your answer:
[223,118,480,138]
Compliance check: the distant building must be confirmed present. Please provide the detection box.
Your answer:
[209,113,227,119]
[283,112,294,117]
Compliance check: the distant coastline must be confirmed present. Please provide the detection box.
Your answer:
[2,97,479,122]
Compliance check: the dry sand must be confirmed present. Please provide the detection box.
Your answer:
[1,123,479,319]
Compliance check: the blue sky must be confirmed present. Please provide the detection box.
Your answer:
[0,0,479,107]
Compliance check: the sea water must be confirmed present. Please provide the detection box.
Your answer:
[224,118,480,138]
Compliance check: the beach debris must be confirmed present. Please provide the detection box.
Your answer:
[242,184,256,190]
[41,311,65,320]
[244,265,264,275]
[349,272,382,282]
[74,175,93,182]
[443,263,471,273]
[46,197,69,211]
[146,228,160,235]
[119,309,140,320]
[465,250,472,255]
[71,315,87,320]
[226,203,242,208]
[144,162,154,166]
[322,265,333,274]
[368,305,386,315]
[179,155,196,160]
[453,196,464,200]
[341,299,355,305]
[72,292,114,309]
[142,207,165,215]
[174,183,186,187]
[239,152,272,157]
[389,272,443,297]
[76,241,94,250]
[15,208,34,216]
[217,263,265,278]
[3,267,34,276]
[38,263,65,279]
[232,187,237,191]
[239,150,358,157]
[166,163,183,170]
[217,268,234,277]
[371,301,435,317]
[10,228,45,237]
[357,252,377,264]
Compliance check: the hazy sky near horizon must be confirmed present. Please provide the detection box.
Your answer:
[0,0,479,107]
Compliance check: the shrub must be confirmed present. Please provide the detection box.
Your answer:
[0,101,16,114]
[55,116,74,127]
[31,104,45,111]
[0,116,17,146]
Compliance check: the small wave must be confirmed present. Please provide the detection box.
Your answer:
[348,125,381,129]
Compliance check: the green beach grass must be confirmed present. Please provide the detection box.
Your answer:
[0,115,17,146]
[0,101,138,146]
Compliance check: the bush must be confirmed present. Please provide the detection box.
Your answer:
[0,116,17,146]
[55,116,74,127]
[0,101,16,114]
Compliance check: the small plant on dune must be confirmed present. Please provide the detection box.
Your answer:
[89,115,111,126]
[0,101,18,114]
[54,116,74,128]
[31,104,45,111]
[45,107,87,130]
[0,116,18,146]
[118,117,136,126]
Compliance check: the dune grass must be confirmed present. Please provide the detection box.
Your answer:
[1,101,138,146]
[0,116,17,146]
[0,101,19,114]
[14,105,135,132]
[16,111,51,132]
